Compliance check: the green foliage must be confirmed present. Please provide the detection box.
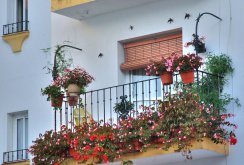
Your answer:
[41,84,63,100]
[121,160,133,165]
[194,54,240,112]
[113,96,134,120]
[205,54,234,76]
[55,45,73,77]
[42,44,73,77]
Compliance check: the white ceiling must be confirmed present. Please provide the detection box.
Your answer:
[54,0,161,20]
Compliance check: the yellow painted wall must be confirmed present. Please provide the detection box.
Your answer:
[2,31,29,53]
[60,138,229,165]
[51,0,95,11]
[2,161,30,165]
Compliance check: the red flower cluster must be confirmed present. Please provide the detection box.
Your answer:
[30,91,237,165]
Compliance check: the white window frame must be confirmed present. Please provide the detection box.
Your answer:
[7,0,28,23]
[12,115,28,151]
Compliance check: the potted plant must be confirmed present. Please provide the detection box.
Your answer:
[145,54,179,85]
[185,34,206,53]
[175,53,203,84]
[61,67,94,94]
[41,83,64,108]
[60,67,94,106]
[114,96,134,120]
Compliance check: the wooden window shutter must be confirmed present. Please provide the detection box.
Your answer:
[121,33,182,71]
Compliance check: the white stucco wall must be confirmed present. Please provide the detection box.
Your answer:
[52,0,244,164]
[0,0,52,162]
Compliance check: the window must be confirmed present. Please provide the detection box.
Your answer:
[16,117,28,159]
[122,30,183,110]
[4,0,28,34]
[6,111,28,162]
[131,69,162,110]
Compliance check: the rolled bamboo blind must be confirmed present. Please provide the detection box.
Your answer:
[121,33,182,71]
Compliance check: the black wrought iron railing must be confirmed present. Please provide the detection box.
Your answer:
[2,21,29,35]
[53,70,223,131]
[3,149,28,163]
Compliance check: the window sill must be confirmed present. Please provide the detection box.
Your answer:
[2,160,30,165]
[2,31,29,53]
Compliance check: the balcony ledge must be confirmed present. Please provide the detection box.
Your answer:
[51,0,94,11]
[2,31,29,53]
[2,160,30,165]
[60,138,229,165]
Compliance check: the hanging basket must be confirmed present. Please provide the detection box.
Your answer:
[180,70,195,84]
[51,94,64,108]
[160,72,173,85]
[197,43,206,53]
[67,84,80,96]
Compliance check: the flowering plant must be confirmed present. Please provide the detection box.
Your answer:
[174,53,203,72]
[145,54,179,76]
[67,121,118,164]
[29,128,72,164]
[30,91,237,164]
[60,67,94,88]
[184,34,206,53]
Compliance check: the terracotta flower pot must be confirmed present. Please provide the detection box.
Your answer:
[51,94,64,108]
[160,72,173,85]
[67,84,80,96]
[67,94,79,106]
[180,70,194,84]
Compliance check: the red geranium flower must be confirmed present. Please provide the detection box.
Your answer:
[83,145,91,151]
[90,135,97,141]
[99,134,106,141]
[82,155,90,161]
[102,154,109,163]
[230,136,237,145]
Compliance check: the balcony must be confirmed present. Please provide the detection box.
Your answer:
[2,21,29,53]
[2,149,29,165]
[53,70,222,128]
[51,0,160,20]
[28,70,231,165]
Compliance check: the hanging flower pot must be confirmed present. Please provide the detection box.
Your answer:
[180,70,194,84]
[67,84,80,96]
[67,93,79,106]
[197,43,206,53]
[160,72,173,85]
[51,94,64,108]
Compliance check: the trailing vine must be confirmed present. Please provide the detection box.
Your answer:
[42,44,73,77]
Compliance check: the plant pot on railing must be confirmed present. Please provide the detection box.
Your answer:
[160,72,173,85]
[67,84,81,96]
[67,93,79,106]
[180,70,194,84]
[51,94,64,108]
